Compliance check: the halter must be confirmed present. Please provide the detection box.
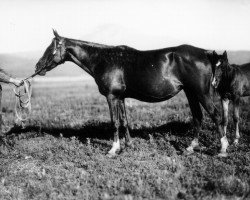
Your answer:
[53,39,65,63]
[11,39,67,128]
[22,40,65,82]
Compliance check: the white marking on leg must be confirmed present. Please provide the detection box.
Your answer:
[108,139,120,155]
[186,138,199,153]
[222,99,229,135]
[234,121,240,145]
[220,136,229,153]
[233,101,240,145]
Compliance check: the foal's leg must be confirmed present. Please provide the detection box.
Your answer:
[198,94,227,155]
[0,85,2,136]
[119,99,132,147]
[233,98,240,145]
[221,99,229,135]
[219,99,230,156]
[184,89,203,153]
[107,94,121,156]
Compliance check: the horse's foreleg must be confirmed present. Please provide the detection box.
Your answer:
[184,89,203,153]
[233,98,240,145]
[199,95,228,156]
[107,95,121,156]
[120,99,132,147]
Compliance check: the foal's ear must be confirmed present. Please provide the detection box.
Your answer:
[212,50,218,57]
[52,29,60,39]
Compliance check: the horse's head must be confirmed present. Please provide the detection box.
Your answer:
[211,51,228,88]
[35,30,67,76]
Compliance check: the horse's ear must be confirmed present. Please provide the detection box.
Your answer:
[205,50,217,64]
[222,51,228,62]
[53,29,60,39]
[223,51,227,58]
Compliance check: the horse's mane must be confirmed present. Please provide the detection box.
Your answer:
[66,37,115,49]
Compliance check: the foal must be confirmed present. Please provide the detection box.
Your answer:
[212,52,250,156]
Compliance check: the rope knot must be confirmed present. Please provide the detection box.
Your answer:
[13,79,32,128]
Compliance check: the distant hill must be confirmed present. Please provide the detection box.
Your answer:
[0,51,86,78]
[227,51,250,65]
[0,49,249,78]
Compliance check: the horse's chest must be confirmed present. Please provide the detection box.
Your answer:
[96,68,126,96]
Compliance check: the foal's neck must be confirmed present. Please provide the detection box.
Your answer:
[222,64,235,80]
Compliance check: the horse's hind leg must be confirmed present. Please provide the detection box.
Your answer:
[233,98,240,145]
[184,89,203,153]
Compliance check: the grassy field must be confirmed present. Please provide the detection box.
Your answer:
[0,80,249,200]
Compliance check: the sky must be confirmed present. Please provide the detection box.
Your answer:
[0,0,250,53]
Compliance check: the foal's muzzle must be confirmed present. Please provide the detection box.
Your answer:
[212,77,218,88]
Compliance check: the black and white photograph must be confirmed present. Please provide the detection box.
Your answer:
[0,0,250,199]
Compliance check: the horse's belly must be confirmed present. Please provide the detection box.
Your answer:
[126,78,182,102]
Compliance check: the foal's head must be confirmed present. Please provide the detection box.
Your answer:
[211,51,229,88]
[35,30,67,75]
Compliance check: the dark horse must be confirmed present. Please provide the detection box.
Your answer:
[212,52,250,157]
[35,30,224,156]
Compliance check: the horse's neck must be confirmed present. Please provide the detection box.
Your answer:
[66,39,101,77]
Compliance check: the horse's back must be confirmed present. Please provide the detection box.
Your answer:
[124,51,184,101]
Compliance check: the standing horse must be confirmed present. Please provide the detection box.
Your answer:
[212,52,250,157]
[35,30,224,156]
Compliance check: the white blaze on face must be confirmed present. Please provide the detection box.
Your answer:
[212,61,222,87]
[212,77,217,87]
[216,60,221,67]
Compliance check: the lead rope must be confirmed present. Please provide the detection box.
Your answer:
[13,80,32,128]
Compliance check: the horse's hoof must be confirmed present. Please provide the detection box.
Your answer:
[125,140,134,148]
[184,148,194,155]
[106,152,117,158]
[218,152,228,157]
